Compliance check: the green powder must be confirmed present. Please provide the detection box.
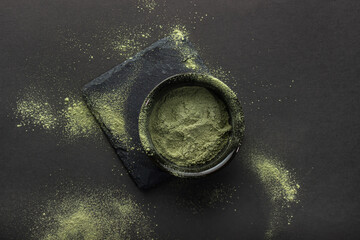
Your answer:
[62,98,100,141]
[32,188,156,240]
[137,0,157,13]
[90,89,129,142]
[16,93,58,130]
[149,86,232,166]
[169,26,202,71]
[248,152,300,239]
[87,62,143,149]
[15,92,101,141]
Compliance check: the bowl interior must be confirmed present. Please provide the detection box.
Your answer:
[138,73,244,177]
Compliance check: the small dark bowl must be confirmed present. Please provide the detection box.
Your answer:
[138,73,245,177]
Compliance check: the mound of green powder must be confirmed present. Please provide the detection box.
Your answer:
[149,86,232,166]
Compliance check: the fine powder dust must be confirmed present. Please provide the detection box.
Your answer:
[62,98,100,140]
[15,93,101,142]
[31,189,155,240]
[15,93,58,130]
[149,86,232,166]
[248,152,300,239]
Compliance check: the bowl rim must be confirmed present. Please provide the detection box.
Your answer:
[138,72,245,177]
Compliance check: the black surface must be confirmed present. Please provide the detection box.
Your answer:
[82,36,208,189]
[1,0,360,239]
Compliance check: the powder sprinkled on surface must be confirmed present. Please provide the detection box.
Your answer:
[209,66,237,87]
[15,91,58,131]
[86,62,143,149]
[207,184,239,207]
[31,189,156,240]
[149,86,231,166]
[249,152,300,239]
[170,25,189,43]
[90,88,130,144]
[184,58,200,71]
[137,0,157,13]
[62,97,100,141]
[106,25,154,60]
[168,25,202,71]
[14,89,101,142]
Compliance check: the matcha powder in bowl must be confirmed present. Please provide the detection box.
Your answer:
[149,86,231,166]
[139,73,245,177]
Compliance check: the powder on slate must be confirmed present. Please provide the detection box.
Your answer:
[87,61,143,149]
[62,98,100,141]
[149,86,232,166]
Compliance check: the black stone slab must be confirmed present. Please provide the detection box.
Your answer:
[82,35,209,189]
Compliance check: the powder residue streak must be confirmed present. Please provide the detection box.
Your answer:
[249,152,300,239]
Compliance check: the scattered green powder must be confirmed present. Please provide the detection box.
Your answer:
[207,184,238,207]
[16,94,58,130]
[184,58,200,71]
[90,88,129,144]
[249,153,300,239]
[87,62,142,149]
[62,98,100,141]
[58,22,198,64]
[149,86,232,166]
[15,92,100,141]
[209,66,237,87]
[137,0,157,13]
[169,25,202,71]
[31,189,155,240]
[108,25,154,59]
[170,25,189,43]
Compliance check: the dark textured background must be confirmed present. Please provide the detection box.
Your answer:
[1,0,360,239]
